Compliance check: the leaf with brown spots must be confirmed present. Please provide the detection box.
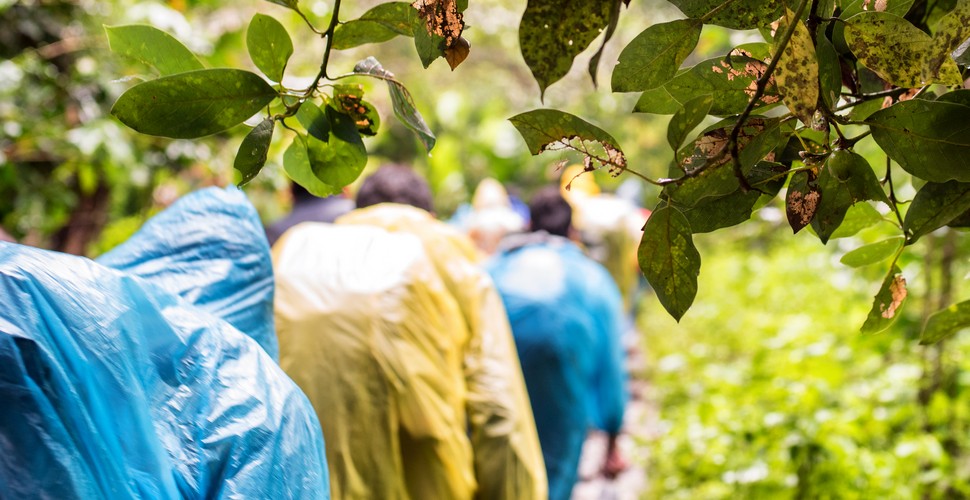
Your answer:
[638,205,700,322]
[412,0,464,47]
[510,109,627,177]
[786,169,820,233]
[925,0,970,83]
[773,9,819,127]
[861,266,908,334]
[668,0,786,29]
[519,0,614,96]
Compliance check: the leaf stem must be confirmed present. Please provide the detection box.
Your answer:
[884,156,906,231]
[727,0,811,191]
[304,0,343,98]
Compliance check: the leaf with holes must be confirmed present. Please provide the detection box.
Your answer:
[773,9,819,126]
[903,180,970,243]
[510,109,626,176]
[861,266,908,334]
[235,118,274,185]
[247,14,292,82]
[786,169,820,234]
[411,0,467,69]
[105,25,204,76]
[612,19,702,92]
[638,205,700,321]
[921,299,970,345]
[519,0,614,95]
[867,99,970,182]
[111,69,277,138]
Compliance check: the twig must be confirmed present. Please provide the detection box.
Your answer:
[884,156,906,230]
[727,0,812,192]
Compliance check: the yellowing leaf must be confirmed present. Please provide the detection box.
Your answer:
[773,9,819,126]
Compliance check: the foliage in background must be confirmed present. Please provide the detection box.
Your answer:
[639,210,970,498]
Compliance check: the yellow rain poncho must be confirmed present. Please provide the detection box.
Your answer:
[274,207,546,500]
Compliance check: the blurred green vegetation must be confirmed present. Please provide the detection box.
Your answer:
[638,199,970,498]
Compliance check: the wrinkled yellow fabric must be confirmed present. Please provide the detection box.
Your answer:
[337,204,548,500]
[274,224,477,499]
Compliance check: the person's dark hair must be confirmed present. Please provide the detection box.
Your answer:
[529,186,572,237]
[355,164,434,213]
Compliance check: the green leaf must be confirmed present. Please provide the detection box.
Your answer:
[105,24,204,75]
[412,12,443,68]
[773,10,819,126]
[296,100,331,141]
[837,0,915,18]
[681,162,788,233]
[667,94,713,152]
[353,57,435,150]
[936,89,970,107]
[666,117,783,206]
[903,181,970,243]
[283,136,340,198]
[611,19,702,92]
[811,150,887,243]
[921,300,970,344]
[587,0,623,85]
[633,85,682,114]
[509,109,626,175]
[829,202,884,239]
[519,0,614,95]
[635,53,782,116]
[247,13,293,82]
[638,205,700,321]
[840,237,903,267]
[667,0,785,29]
[867,99,970,182]
[111,69,277,139]
[265,0,301,13]
[305,106,368,187]
[816,33,841,109]
[844,12,962,87]
[332,2,416,50]
[860,266,908,334]
[234,118,274,185]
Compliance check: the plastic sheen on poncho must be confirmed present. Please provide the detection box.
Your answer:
[99,187,279,360]
[486,233,628,500]
[0,187,329,499]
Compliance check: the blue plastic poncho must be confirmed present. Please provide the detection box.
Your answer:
[98,187,279,360]
[486,233,628,500]
[0,187,329,500]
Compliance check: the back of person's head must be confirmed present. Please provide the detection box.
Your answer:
[529,186,572,237]
[356,164,434,213]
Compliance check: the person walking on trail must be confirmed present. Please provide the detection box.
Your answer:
[273,164,547,500]
[486,186,629,500]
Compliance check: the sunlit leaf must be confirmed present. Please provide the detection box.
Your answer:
[867,99,970,182]
[105,24,204,75]
[903,180,970,243]
[111,69,276,138]
[519,0,613,95]
[411,0,467,69]
[860,265,907,334]
[667,0,785,29]
[332,2,416,50]
[639,205,700,321]
[829,202,884,239]
[247,13,293,82]
[635,52,781,115]
[612,19,702,92]
[773,10,819,126]
[845,12,962,87]
[234,118,274,185]
[921,299,970,345]
[840,237,903,267]
[510,109,626,176]
[305,106,368,187]
[283,136,341,197]
[667,94,713,152]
